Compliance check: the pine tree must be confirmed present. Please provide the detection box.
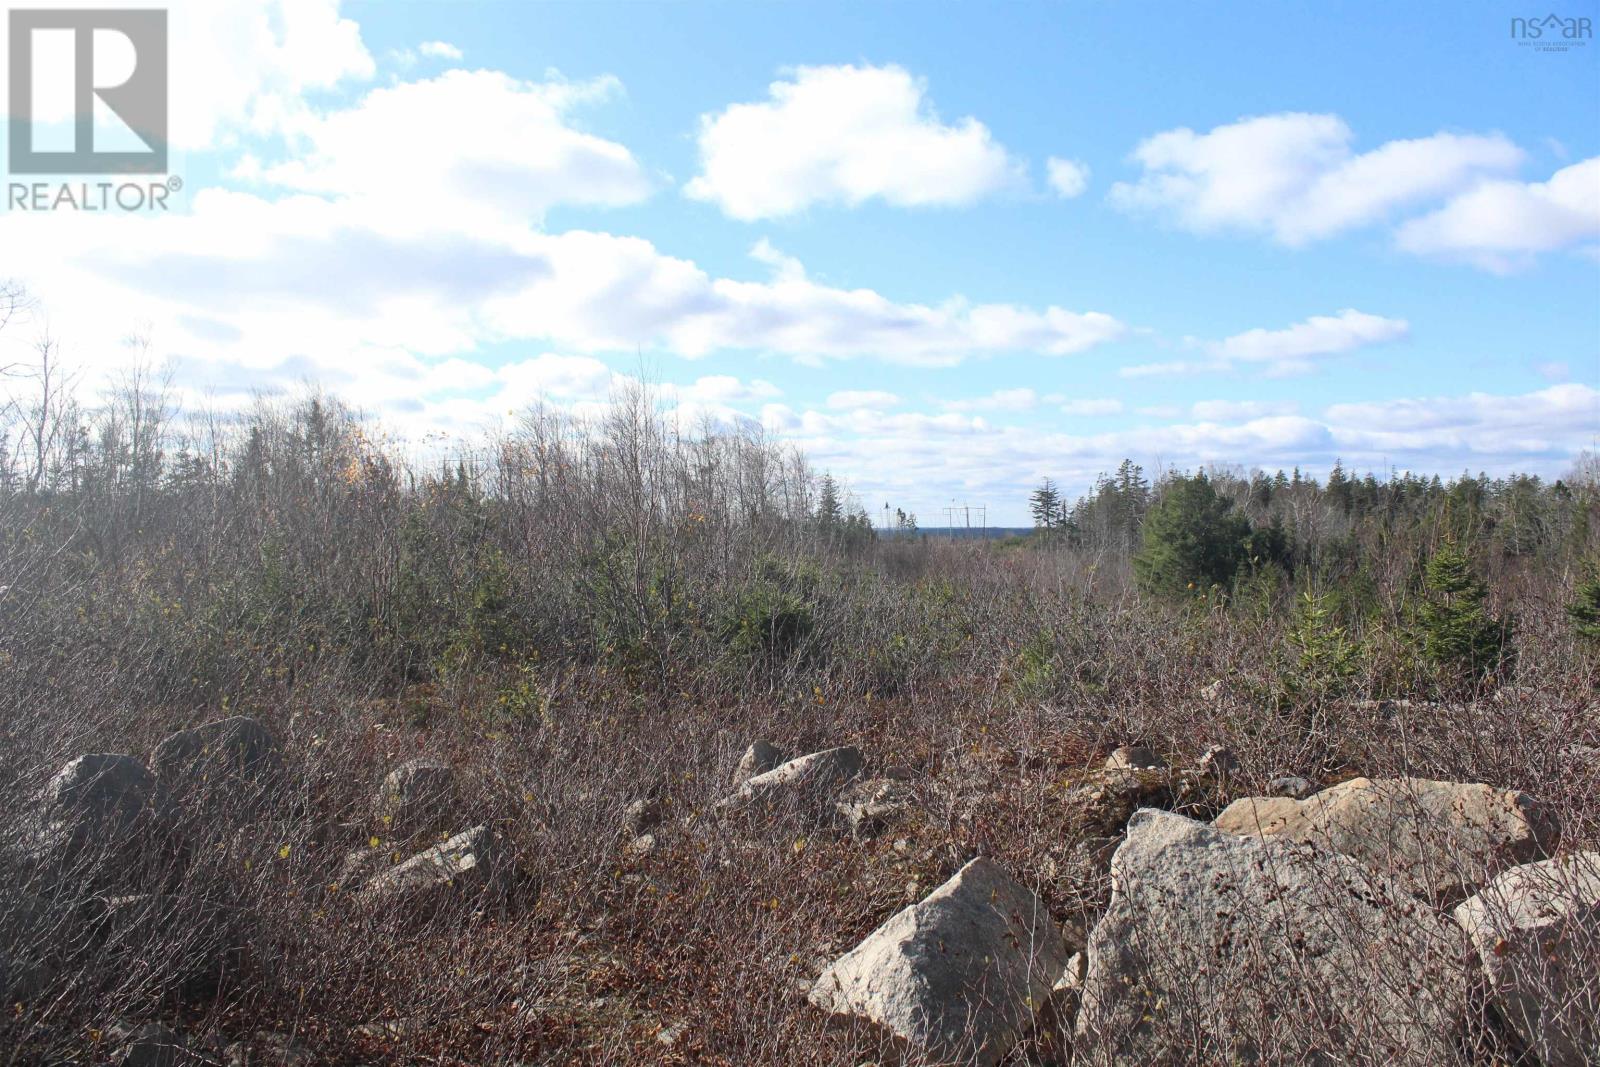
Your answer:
[815,474,842,528]
[1567,562,1600,641]
[1414,539,1510,680]
[1327,460,1353,514]
[1132,472,1252,596]
[1029,479,1061,529]
[1285,590,1360,701]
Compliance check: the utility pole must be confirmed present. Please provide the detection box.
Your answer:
[939,501,987,536]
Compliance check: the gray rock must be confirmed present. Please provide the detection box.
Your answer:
[1058,766,1197,840]
[336,846,388,889]
[720,746,864,823]
[92,892,240,997]
[1453,851,1600,1066]
[0,894,62,1003]
[375,759,460,840]
[1214,776,1558,904]
[1268,775,1313,799]
[30,754,166,875]
[112,1022,191,1067]
[1104,745,1165,772]
[732,740,784,787]
[810,857,1071,1067]
[357,825,506,911]
[223,1030,317,1067]
[43,753,157,827]
[624,798,661,835]
[1075,810,1472,1066]
[834,777,917,838]
[152,717,283,811]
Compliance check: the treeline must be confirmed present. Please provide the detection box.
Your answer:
[1028,458,1600,688]
[1031,457,1596,582]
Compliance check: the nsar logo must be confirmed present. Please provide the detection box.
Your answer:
[1510,12,1593,50]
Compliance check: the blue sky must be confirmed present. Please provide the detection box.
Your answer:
[2,0,1597,523]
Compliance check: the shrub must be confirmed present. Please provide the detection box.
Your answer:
[719,580,815,663]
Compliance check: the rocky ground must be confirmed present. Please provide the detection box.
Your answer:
[4,708,1596,1066]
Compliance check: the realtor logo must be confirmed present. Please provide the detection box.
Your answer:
[7,8,168,175]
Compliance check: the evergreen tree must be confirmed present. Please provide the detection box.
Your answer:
[1413,539,1510,680]
[1246,512,1292,570]
[1132,472,1252,595]
[815,474,842,529]
[1029,478,1061,529]
[1285,590,1361,701]
[1327,460,1353,514]
[1567,562,1600,641]
[1249,470,1274,510]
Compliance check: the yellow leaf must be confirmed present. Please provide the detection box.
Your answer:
[278,844,291,860]
[369,836,381,849]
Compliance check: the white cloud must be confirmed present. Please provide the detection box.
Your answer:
[418,40,464,61]
[774,384,1598,522]
[1046,157,1091,199]
[1117,311,1405,379]
[1190,399,1298,421]
[1324,383,1598,436]
[493,353,616,405]
[0,180,1128,402]
[1059,398,1124,416]
[1211,309,1408,375]
[748,239,807,282]
[1395,157,1600,271]
[685,64,1023,220]
[1110,113,1523,245]
[1119,359,1224,379]
[259,70,651,227]
[828,390,901,410]
[945,388,1040,412]
[679,375,782,404]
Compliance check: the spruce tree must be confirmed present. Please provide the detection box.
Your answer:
[815,474,842,529]
[1414,539,1509,680]
[1567,562,1600,641]
[1029,479,1061,529]
[1132,473,1252,596]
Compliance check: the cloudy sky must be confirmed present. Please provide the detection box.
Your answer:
[1,0,1596,523]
